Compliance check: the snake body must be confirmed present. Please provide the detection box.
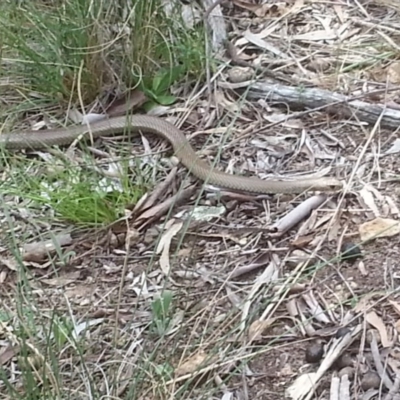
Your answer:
[0,115,342,194]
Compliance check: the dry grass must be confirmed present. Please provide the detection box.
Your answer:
[1,0,400,399]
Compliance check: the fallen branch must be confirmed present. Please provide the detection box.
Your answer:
[229,81,400,130]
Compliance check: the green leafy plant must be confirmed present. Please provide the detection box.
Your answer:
[150,290,174,336]
[143,65,185,107]
[51,315,74,349]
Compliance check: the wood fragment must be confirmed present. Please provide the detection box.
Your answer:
[243,81,400,129]
[272,195,328,235]
[23,233,73,262]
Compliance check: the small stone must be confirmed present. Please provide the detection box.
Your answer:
[305,342,324,363]
[349,281,358,289]
[336,353,353,369]
[340,242,362,263]
[227,67,253,83]
[336,327,351,338]
[361,371,381,391]
[338,367,355,379]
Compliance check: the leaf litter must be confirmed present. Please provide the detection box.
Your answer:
[2,0,400,399]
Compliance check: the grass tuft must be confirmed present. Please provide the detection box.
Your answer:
[0,0,207,225]
[1,150,148,225]
[0,0,206,109]
[0,0,212,398]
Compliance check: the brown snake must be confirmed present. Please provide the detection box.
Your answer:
[0,115,342,194]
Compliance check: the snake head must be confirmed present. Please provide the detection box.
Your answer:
[315,177,343,191]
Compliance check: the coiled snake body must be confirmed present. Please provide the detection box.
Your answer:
[0,115,342,194]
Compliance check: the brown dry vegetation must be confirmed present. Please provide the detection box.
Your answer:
[1,0,400,399]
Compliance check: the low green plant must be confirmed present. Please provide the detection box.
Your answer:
[150,290,174,336]
[1,153,147,226]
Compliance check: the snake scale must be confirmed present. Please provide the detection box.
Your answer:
[0,115,342,194]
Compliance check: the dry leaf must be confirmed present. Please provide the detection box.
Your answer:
[134,185,197,229]
[178,205,226,222]
[175,351,208,377]
[366,311,391,347]
[0,256,19,271]
[384,138,400,155]
[214,90,240,113]
[354,292,384,313]
[0,345,19,365]
[67,108,85,124]
[293,30,337,41]
[156,220,184,275]
[248,318,275,341]
[107,90,147,117]
[359,187,380,217]
[226,286,243,308]
[359,217,400,242]
[333,2,347,23]
[80,112,105,124]
[302,292,330,324]
[132,167,178,214]
[23,234,73,262]
[386,62,400,84]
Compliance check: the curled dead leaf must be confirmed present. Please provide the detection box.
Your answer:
[366,311,391,348]
[156,221,183,275]
[175,351,210,377]
[248,318,275,341]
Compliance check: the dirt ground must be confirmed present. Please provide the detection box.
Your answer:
[2,1,400,399]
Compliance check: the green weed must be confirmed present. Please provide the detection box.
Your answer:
[150,290,174,336]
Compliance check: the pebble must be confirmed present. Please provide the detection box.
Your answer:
[305,342,324,363]
[340,242,362,263]
[361,371,381,390]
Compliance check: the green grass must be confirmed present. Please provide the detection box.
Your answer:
[0,0,210,397]
[0,0,206,108]
[0,0,207,226]
[1,149,148,226]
